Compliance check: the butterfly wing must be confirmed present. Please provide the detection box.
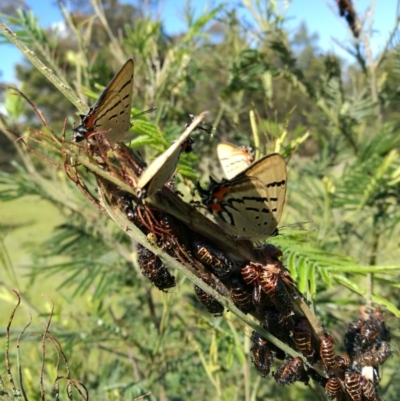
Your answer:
[217,142,254,179]
[137,112,208,197]
[205,153,287,240]
[138,146,182,197]
[242,152,287,227]
[73,59,134,145]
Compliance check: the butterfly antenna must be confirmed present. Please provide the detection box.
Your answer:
[278,220,314,233]
[131,107,157,120]
[186,114,214,136]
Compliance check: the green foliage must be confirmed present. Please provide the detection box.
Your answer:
[0,1,399,400]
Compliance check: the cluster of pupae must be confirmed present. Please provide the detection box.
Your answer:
[249,309,392,400]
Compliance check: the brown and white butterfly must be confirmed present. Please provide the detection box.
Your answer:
[197,153,287,241]
[73,59,134,145]
[217,142,254,179]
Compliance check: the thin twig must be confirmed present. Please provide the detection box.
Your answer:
[40,295,55,401]
[16,313,32,401]
[5,290,22,399]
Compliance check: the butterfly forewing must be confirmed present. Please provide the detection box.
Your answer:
[217,142,254,179]
[73,59,134,145]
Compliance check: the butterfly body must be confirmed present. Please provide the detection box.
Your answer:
[73,59,134,145]
[197,153,287,240]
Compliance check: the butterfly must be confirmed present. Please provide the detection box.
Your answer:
[73,59,134,145]
[196,153,287,241]
[137,112,208,198]
[217,142,254,179]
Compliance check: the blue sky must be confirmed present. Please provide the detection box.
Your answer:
[0,0,398,83]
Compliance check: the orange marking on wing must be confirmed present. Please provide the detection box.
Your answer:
[210,202,223,212]
[213,186,230,201]
[85,114,96,131]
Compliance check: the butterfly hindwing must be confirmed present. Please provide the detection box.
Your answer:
[217,142,254,179]
[137,113,207,197]
[199,153,287,240]
[137,146,182,197]
[242,153,287,225]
